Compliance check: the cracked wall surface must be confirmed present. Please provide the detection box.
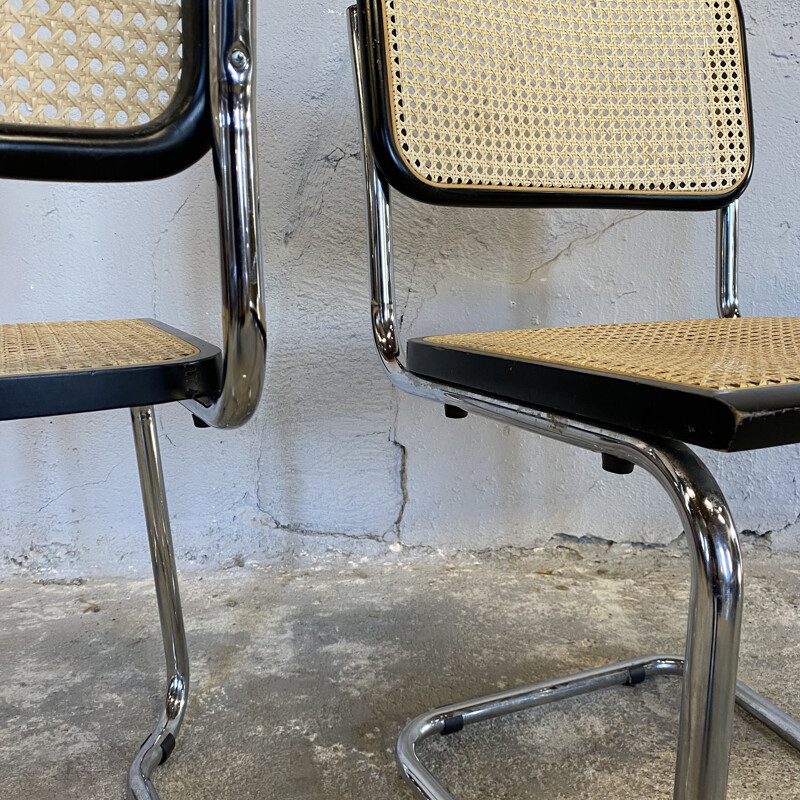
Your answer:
[0,0,799,575]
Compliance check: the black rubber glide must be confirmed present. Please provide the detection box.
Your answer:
[441,715,465,735]
[602,453,635,474]
[159,733,176,764]
[625,666,648,686]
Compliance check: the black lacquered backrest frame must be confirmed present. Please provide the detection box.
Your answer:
[0,0,210,182]
[358,0,755,210]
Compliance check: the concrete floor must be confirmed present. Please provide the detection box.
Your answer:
[2,539,800,799]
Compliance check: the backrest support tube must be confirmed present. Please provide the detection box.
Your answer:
[183,0,266,428]
[349,6,401,373]
[716,201,740,319]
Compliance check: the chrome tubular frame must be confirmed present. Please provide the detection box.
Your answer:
[183,0,266,429]
[716,201,740,319]
[348,7,800,798]
[128,407,189,800]
[127,2,263,792]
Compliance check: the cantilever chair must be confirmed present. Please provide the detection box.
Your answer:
[0,0,264,797]
[348,1,800,798]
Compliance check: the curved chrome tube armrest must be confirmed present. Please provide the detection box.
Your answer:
[183,0,266,429]
[716,200,740,319]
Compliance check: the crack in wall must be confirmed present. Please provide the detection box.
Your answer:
[770,50,800,63]
[762,509,800,537]
[33,461,123,516]
[254,502,395,544]
[4,522,779,576]
[551,531,687,552]
[253,423,397,545]
[242,525,777,560]
[281,141,360,262]
[386,400,407,541]
[399,211,646,337]
[232,530,691,560]
[507,211,647,287]
[150,178,204,318]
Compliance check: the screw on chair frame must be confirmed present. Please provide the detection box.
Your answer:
[348,6,800,799]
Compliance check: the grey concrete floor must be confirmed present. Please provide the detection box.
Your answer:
[2,540,800,799]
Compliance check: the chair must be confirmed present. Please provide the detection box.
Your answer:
[347,1,800,798]
[0,0,264,797]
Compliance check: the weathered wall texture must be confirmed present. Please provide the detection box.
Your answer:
[0,0,799,575]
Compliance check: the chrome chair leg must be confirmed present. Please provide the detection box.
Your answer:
[127,406,189,800]
[397,434,756,800]
[667,441,741,800]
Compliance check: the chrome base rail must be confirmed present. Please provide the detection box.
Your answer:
[128,407,190,800]
[398,655,800,800]
[387,376,800,799]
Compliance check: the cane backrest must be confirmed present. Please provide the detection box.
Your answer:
[0,0,208,181]
[0,0,182,128]
[362,0,753,206]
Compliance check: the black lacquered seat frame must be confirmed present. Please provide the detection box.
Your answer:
[0,320,221,422]
[407,338,800,452]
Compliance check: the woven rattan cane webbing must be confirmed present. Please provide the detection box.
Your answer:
[0,0,182,128]
[381,0,751,194]
[422,318,800,392]
[0,319,198,376]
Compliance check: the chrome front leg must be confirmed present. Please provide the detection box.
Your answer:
[392,396,745,800]
[128,406,190,800]
[658,440,742,800]
[466,404,744,800]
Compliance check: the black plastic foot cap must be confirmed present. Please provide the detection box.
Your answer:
[159,733,176,764]
[602,453,635,474]
[625,666,647,686]
[444,404,468,419]
[441,715,465,735]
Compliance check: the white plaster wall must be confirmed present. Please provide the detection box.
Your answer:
[0,0,799,575]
